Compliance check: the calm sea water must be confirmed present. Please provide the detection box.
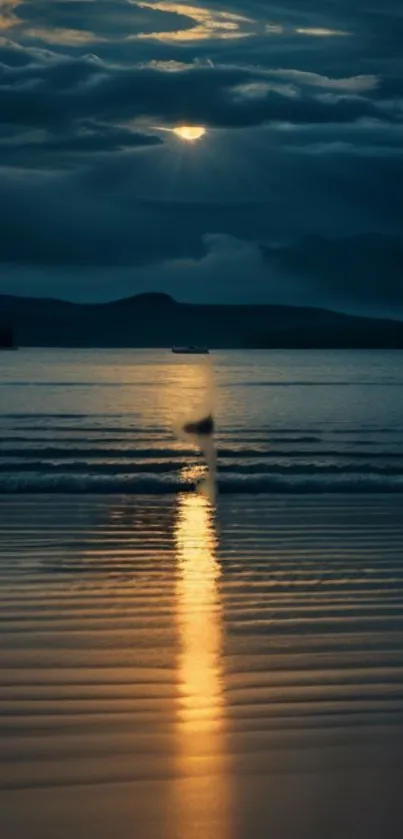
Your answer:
[1,348,403,493]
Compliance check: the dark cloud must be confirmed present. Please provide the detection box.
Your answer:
[0,122,162,159]
[0,0,402,314]
[0,167,209,267]
[0,48,391,134]
[261,234,403,314]
[1,143,402,273]
[14,0,195,40]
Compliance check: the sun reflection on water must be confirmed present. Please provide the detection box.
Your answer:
[174,493,229,838]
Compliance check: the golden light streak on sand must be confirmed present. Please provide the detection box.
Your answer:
[173,493,230,839]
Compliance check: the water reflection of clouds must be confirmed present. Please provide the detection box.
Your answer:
[174,493,230,839]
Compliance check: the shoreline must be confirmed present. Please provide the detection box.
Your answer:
[2,493,403,838]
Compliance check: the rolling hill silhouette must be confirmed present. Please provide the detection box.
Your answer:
[1,292,403,348]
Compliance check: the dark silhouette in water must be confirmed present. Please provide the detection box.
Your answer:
[182,414,214,436]
[177,363,217,502]
[0,324,14,349]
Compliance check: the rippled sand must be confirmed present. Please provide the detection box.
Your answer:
[1,494,403,838]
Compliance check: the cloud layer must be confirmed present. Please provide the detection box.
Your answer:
[1,0,402,314]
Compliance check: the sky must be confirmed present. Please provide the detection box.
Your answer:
[0,0,402,316]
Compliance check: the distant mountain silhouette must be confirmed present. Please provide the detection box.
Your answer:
[1,293,403,348]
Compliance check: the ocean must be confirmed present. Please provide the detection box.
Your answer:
[1,348,403,838]
[1,347,403,493]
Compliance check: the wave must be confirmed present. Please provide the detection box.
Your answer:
[3,380,402,388]
[1,473,402,494]
[2,461,403,477]
[228,381,403,387]
[1,446,403,459]
[2,418,403,435]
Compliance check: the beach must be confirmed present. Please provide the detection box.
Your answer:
[1,493,403,839]
[1,348,403,837]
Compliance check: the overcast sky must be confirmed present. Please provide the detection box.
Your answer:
[0,0,402,315]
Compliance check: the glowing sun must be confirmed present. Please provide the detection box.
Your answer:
[173,126,206,142]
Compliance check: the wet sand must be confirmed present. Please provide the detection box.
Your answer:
[1,494,403,838]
